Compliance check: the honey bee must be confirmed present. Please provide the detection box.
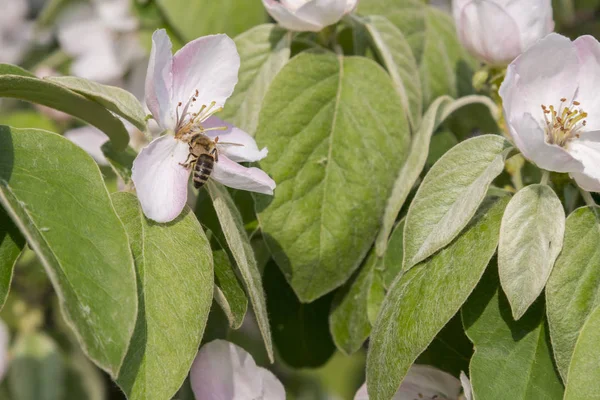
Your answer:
[180,133,219,189]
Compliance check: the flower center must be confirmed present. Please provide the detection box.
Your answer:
[174,89,227,141]
[541,97,588,147]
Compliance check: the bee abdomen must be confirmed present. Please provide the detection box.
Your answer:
[193,153,214,189]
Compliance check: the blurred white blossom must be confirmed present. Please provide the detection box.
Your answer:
[0,0,34,64]
[262,0,357,32]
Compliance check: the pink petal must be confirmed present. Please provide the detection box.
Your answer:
[571,171,600,192]
[294,0,348,30]
[145,29,174,130]
[190,340,285,400]
[568,131,600,184]
[171,34,239,116]
[502,0,554,51]
[203,116,268,162]
[574,35,600,130]
[131,135,190,223]
[64,126,109,165]
[212,155,275,195]
[262,0,323,31]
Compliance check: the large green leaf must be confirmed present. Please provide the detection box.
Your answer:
[546,206,600,379]
[0,68,129,150]
[564,305,600,399]
[375,95,499,256]
[366,195,508,400]
[403,135,512,269]
[49,76,147,131]
[463,270,564,400]
[213,248,248,329]
[0,127,137,376]
[499,184,565,320]
[255,52,410,302]
[220,24,291,136]
[206,181,273,362]
[9,332,66,400]
[113,193,213,400]
[156,0,266,41]
[0,208,24,309]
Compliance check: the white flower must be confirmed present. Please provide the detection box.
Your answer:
[500,33,600,192]
[452,0,554,65]
[64,126,110,166]
[0,0,34,65]
[263,0,358,32]
[0,320,8,382]
[57,0,143,84]
[354,365,472,400]
[132,30,275,223]
[190,340,285,400]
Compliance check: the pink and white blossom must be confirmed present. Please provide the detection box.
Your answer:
[190,340,285,400]
[500,33,600,192]
[0,0,34,65]
[132,30,275,223]
[354,365,472,400]
[452,0,554,65]
[262,0,358,32]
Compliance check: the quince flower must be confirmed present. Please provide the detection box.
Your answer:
[452,0,554,65]
[263,0,358,32]
[500,33,600,192]
[0,0,34,65]
[190,340,285,400]
[355,365,472,400]
[132,30,275,223]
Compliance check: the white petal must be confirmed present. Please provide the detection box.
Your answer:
[503,0,554,51]
[0,320,9,382]
[145,29,175,130]
[64,126,109,165]
[262,0,324,31]
[171,34,240,116]
[190,339,285,400]
[345,0,358,13]
[93,0,138,32]
[571,171,600,192]
[131,135,190,223]
[568,131,600,183]
[354,383,369,400]
[203,116,268,162]
[508,113,582,173]
[460,371,473,400]
[574,35,600,130]
[294,0,348,30]
[212,156,275,195]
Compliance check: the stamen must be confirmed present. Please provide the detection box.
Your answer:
[541,97,590,147]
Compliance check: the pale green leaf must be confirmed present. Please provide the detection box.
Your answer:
[113,193,213,400]
[546,206,600,379]
[0,127,137,376]
[255,52,410,302]
[9,333,66,400]
[499,184,565,320]
[426,130,458,168]
[564,305,600,399]
[213,248,248,329]
[49,76,147,131]
[366,195,508,400]
[206,181,273,362]
[463,270,564,400]
[403,135,512,269]
[220,24,291,136]
[0,73,129,150]
[0,208,23,309]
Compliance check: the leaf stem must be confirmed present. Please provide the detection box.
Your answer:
[540,170,550,186]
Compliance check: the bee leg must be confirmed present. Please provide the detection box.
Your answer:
[179,153,196,168]
[211,148,219,162]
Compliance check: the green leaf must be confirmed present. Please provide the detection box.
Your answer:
[546,206,600,379]
[101,142,137,184]
[0,127,137,376]
[381,218,405,287]
[206,181,273,362]
[375,95,499,257]
[9,332,66,400]
[255,52,411,302]
[220,24,291,136]
[156,0,266,41]
[330,250,382,355]
[64,350,106,400]
[0,73,129,150]
[0,208,23,309]
[426,130,458,168]
[499,184,565,320]
[0,64,35,77]
[564,305,600,399]
[112,193,213,400]
[403,135,512,269]
[463,269,564,400]
[213,248,248,329]
[49,76,147,131]
[357,14,422,127]
[366,195,508,400]
[264,261,335,368]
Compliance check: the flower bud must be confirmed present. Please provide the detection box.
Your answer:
[263,0,357,32]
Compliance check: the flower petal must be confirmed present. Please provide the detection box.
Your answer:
[203,116,268,162]
[345,0,358,13]
[568,131,600,184]
[145,29,174,130]
[190,339,285,400]
[294,0,348,30]
[460,371,473,400]
[131,135,190,223]
[503,0,554,51]
[212,155,275,195]
[262,0,323,31]
[574,35,600,130]
[64,126,109,165]
[571,171,600,192]
[0,320,9,382]
[171,34,240,116]
[508,112,582,173]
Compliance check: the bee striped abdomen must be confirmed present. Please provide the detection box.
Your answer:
[193,153,215,188]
